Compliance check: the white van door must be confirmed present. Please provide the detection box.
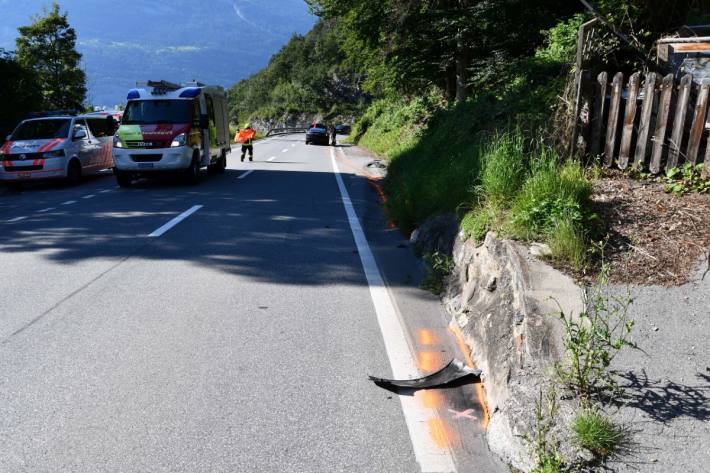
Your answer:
[72,120,99,171]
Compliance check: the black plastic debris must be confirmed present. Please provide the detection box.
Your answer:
[368,359,482,390]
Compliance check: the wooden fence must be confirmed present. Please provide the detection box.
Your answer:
[573,71,710,177]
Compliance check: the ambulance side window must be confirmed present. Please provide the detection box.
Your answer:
[206,97,215,123]
[192,100,200,128]
[86,118,115,138]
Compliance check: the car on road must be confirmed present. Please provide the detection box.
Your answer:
[0,112,117,185]
[305,124,329,145]
[335,124,351,135]
[112,80,231,187]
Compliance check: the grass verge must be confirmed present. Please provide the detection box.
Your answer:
[572,410,625,458]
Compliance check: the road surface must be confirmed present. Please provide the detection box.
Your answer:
[0,135,505,472]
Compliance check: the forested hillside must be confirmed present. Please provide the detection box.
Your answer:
[227,20,365,126]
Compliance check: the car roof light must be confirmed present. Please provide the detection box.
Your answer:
[179,87,202,98]
[127,89,141,100]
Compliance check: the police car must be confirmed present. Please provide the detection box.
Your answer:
[0,111,117,185]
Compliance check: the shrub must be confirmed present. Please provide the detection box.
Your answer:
[572,410,625,457]
[420,251,454,294]
[479,131,527,207]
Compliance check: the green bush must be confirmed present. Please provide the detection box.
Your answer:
[509,156,591,240]
[572,410,625,457]
[479,131,527,207]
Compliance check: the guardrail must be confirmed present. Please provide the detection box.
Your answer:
[266,127,308,137]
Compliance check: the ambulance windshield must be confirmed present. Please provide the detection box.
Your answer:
[123,100,193,125]
[12,119,71,141]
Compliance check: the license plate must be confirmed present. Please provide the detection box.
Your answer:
[138,163,154,169]
[18,172,32,178]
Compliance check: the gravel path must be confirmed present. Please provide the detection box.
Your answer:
[605,261,710,473]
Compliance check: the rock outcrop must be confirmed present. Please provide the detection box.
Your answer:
[442,232,585,470]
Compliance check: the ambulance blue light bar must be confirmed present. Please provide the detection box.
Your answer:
[127,89,141,100]
[179,88,202,98]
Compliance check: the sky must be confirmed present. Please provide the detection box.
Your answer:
[0,0,317,106]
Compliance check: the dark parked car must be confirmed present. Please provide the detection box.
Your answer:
[335,124,351,135]
[306,124,329,145]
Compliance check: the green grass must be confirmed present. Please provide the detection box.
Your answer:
[420,251,455,294]
[478,131,527,207]
[572,410,625,457]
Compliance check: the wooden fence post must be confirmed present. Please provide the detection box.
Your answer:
[634,72,657,170]
[667,74,693,171]
[650,74,676,174]
[604,72,624,167]
[619,72,640,169]
[591,72,608,158]
[686,81,710,164]
[704,137,710,178]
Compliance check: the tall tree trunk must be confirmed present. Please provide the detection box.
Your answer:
[445,62,457,103]
[455,37,469,101]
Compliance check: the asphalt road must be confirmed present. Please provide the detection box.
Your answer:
[0,136,505,472]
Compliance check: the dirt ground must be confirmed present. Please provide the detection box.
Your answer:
[589,170,710,286]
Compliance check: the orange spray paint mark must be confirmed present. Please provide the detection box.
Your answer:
[449,322,491,430]
[416,351,441,373]
[417,328,437,346]
[417,389,445,409]
[427,418,457,449]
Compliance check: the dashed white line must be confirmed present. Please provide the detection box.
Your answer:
[330,147,458,472]
[238,170,254,180]
[282,148,289,153]
[82,194,96,199]
[7,216,28,223]
[148,205,203,238]
[99,189,112,194]
[61,200,77,206]
[291,143,296,147]
[38,207,56,213]
[267,157,276,162]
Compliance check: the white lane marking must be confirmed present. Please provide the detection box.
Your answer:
[282,148,289,153]
[330,147,457,473]
[99,189,112,194]
[7,216,28,223]
[238,170,254,180]
[291,143,295,147]
[61,200,77,206]
[267,157,275,162]
[38,207,56,213]
[82,194,96,199]
[148,205,203,238]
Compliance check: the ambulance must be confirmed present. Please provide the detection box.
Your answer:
[0,112,116,185]
[112,80,231,187]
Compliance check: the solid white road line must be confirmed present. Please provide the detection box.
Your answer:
[148,205,203,238]
[38,207,55,213]
[238,170,254,180]
[61,200,77,206]
[329,147,457,473]
[7,216,28,223]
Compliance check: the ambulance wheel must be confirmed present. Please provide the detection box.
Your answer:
[209,150,227,174]
[185,155,200,185]
[66,159,82,186]
[115,171,132,188]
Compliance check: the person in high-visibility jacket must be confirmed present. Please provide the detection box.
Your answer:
[235,123,257,162]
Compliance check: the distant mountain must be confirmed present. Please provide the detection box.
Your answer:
[0,0,316,106]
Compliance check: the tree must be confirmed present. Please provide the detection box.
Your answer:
[16,2,86,110]
[0,49,42,142]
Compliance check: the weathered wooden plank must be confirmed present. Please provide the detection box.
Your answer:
[634,72,657,169]
[619,72,640,169]
[650,74,676,174]
[667,74,693,171]
[590,72,608,158]
[686,81,710,164]
[604,72,624,167]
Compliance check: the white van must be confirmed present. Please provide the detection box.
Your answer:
[112,80,231,186]
[0,113,117,185]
